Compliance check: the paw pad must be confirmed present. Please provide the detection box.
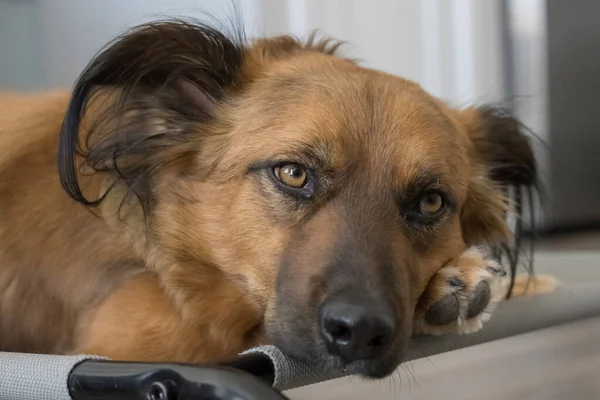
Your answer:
[448,277,465,288]
[414,248,509,336]
[466,281,490,318]
[424,293,460,326]
[486,265,506,277]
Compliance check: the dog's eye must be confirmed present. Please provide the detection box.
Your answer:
[419,192,444,215]
[274,164,308,188]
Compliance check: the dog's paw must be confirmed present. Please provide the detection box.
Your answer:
[413,247,509,335]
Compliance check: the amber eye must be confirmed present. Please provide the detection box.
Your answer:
[419,192,444,215]
[274,163,308,188]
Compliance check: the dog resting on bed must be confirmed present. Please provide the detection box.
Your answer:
[0,19,542,378]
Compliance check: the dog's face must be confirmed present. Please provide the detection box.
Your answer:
[59,22,536,378]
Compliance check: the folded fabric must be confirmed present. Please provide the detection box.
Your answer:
[245,284,600,391]
[2,284,600,399]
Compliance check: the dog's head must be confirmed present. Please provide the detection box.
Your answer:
[58,20,536,378]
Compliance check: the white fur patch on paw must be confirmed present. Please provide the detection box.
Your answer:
[413,247,509,335]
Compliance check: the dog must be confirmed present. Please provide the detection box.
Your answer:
[0,19,545,379]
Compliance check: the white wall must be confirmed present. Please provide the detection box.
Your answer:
[35,0,265,89]
[505,0,549,141]
[262,0,507,105]
[0,0,507,106]
[0,1,45,90]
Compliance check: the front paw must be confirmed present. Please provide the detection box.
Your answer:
[413,247,508,335]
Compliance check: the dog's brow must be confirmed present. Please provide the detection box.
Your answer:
[405,172,439,191]
[397,170,452,204]
[247,145,330,172]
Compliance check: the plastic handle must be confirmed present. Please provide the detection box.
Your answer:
[68,358,288,400]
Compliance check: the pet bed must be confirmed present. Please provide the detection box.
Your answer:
[2,253,600,400]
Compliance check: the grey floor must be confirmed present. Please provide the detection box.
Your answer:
[288,317,600,400]
[536,231,600,251]
[286,232,600,400]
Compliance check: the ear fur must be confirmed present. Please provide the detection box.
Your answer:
[469,106,537,187]
[57,20,246,212]
[57,19,348,215]
[458,106,538,296]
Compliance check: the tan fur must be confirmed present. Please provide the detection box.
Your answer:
[0,22,541,369]
[510,274,559,297]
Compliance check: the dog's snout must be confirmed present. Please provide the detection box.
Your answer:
[319,292,395,362]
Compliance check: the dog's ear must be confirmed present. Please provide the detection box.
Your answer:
[457,106,538,289]
[466,107,537,188]
[58,20,246,211]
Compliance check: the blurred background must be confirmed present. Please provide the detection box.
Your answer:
[1,0,600,399]
[2,0,599,239]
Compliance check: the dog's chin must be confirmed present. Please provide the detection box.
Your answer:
[306,352,404,379]
[275,338,404,380]
[342,357,401,379]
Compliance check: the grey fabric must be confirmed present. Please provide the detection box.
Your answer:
[241,346,349,392]
[0,353,106,400]
[2,253,600,397]
[3,284,600,397]
[244,284,600,391]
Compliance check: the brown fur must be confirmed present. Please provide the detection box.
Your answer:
[0,20,538,377]
[511,274,559,297]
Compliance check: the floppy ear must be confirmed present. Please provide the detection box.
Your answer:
[458,107,538,294]
[58,20,246,212]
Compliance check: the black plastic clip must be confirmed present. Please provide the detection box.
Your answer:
[68,354,288,400]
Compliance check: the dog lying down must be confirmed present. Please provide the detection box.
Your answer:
[0,19,556,379]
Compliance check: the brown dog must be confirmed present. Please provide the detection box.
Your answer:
[0,20,539,378]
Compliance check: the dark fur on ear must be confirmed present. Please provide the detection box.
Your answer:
[461,106,539,298]
[474,107,537,187]
[57,19,246,212]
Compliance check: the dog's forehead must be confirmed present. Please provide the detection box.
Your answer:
[225,57,469,180]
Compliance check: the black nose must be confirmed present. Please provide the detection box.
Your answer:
[319,292,395,362]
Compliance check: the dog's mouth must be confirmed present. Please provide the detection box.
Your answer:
[273,337,407,380]
[325,353,404,379]
[267,285,411,379]
[269,322,409,380]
